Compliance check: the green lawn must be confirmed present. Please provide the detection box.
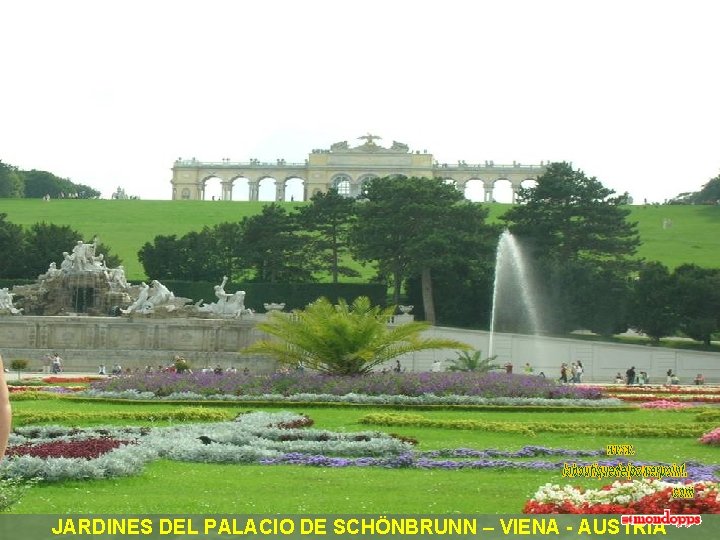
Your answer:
[2,200,719,281]
[6,399,719,514]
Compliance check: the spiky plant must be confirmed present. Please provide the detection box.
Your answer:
[446,350,499,372]
[245,296,470,375]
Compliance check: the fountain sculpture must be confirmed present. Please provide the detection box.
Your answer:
[0,241,261,371]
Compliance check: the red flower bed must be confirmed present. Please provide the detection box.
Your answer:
[42,376,99,383]
[601,385,720,395]
[7,386,43,393]
[6,438,135,460]
[524,484,720,514]
[617,394,720,404]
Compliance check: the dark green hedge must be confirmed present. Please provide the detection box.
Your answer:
[161,281,387,311]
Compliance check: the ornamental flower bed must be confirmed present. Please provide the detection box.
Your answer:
[612,393,720,404]
[5,438,135,460]
[524,479,720,514]
[640,400,693,409]
[90,372,605,400]
[698,427,720,446]
[8,385,85,394]
[78,388,623,408]
[600,385,720,395]
[42,376,101,384]
[3,412,718,484]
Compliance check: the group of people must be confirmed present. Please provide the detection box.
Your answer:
[559,361,584,383]
[615,367,705,386]
[620,366,650,385]
[47,352,63,374]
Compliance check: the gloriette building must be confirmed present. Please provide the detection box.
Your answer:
[171,134,545,202]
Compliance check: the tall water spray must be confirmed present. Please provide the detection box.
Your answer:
[488,230,542,357]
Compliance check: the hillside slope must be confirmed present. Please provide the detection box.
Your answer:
[2,199,718,280]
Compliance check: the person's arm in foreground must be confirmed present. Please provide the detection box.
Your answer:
[0,354,11,460]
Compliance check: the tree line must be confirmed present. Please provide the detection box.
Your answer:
[0,160,100,199]
[669,174,720,205]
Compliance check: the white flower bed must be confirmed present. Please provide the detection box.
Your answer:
[1,412,411,481]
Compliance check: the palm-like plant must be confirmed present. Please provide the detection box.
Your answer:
[446,350,499,372]
[245,296,470,375]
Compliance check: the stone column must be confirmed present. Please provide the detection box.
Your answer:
[248,179,259,201]
[221,180,233,201]
[275,179,285,201]
[483,180,494,202]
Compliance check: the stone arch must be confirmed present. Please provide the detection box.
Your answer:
[231,176,251,201]
[258,176,277,202]
[520,178,538,191]
[464,179,485,202]
[201,175,223,201]
[331,174,353,198]
[356,174,378,198]
[283,176,305,201]
[492,178,514,203]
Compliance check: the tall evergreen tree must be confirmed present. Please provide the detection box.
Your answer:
[296,188,359,283]
[240,203,315,282]
[351,176,496,324]
[501,162,641,333]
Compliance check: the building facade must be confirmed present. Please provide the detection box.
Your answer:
[171,135,546,202]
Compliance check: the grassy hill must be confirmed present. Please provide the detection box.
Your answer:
[1,199,719,281]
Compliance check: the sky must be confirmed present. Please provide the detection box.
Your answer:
[1,0,719,203]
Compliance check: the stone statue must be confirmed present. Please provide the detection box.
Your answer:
[391,141,409,152]
[358,133,381,146]
[122,280,180,314]
[330,141,349,151]
[39,262,62,281]
[122,282,151,314]
[0,288,22,315]
[148,280,173,307]
[197,276,250,318]
[60,252,73,272]
[108,265,128,289]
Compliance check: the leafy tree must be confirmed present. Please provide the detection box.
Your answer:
[178,229,223,282]
[296,188,359,283]
[673,264,720,346]
[245,296,469,375]
[501,162,641,333]
[446,350,499,372]
[23,223,84,277]
[138,235,184,280]
[210,222,244,281]
[694,176,720,205]
[240,203,315,282]
[628,261,679,342]
[0,213,27,278]
[22,169,100,199]
[351,176,496,324]
[0,161,24,198]
[669,175,720,205]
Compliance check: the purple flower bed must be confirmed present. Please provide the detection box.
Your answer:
[258,452,719,480]
[90,372,604,400]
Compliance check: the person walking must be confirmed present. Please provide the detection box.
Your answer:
[0,354,11,461]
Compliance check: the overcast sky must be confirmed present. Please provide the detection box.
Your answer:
[2,0,718,203]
